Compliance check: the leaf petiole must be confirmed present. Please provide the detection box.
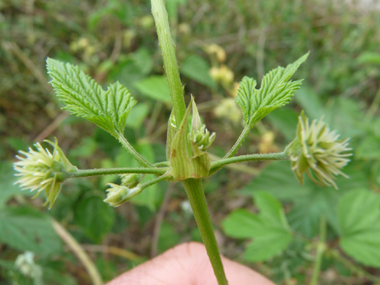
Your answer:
[117,132,155,168]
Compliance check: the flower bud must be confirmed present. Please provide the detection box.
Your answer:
[121,173,143,188]
[285,111,352,189]
[191,124,216,151]
[104,183,143,207]
[190,98,215,152]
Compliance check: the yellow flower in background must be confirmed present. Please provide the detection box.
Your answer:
[13,139,77,208]
[214,98,242,124]
[285,111,352,189]
[204,44,226,62]
[209,65,234,86]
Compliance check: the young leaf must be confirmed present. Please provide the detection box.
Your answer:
[338,189,380,268]
[222,191,292,262]
[236,53,308,128]
[47,58,137,137]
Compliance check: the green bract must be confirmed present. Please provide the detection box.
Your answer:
[169,98,212,180]
[285,111,352,189]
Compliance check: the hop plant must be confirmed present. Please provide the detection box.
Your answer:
[104,183,143,207]
[191,124,216,151]
[285,111,352,189]
[13,139,77,208]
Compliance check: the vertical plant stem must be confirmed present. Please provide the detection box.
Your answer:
[151,0,186,126]
[183,179,228,285]
[150,0,228,283]
[310,216,326,285]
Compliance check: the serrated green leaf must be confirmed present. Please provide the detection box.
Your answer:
[134,76,172,103]
[236,53,308,128]
[47,58,137,137]
[338,189,380,268]
[0,207,62,256]
[104,82,136,132]
[74,194,115,243]
[222,192,291,262]
[180,55,216,88]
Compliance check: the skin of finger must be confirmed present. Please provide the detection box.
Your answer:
[107,242,276,285]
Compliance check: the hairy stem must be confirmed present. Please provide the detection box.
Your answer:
[117,133,155,168]
[223,125,251,158]
[151,0,186,126]
[210,152,288,174]
[183,179,228,285]
[139,172,172,189]
[68,167,168,178]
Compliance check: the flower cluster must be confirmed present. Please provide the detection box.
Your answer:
[286,112,352,189]
[191,124,216,151]
[13,139,77,208]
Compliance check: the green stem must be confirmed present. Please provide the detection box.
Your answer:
[140,172,172,189]
[223,125,251,158]
[151,0,186,126]
[150,1,227,283]
[154,161,170,167]
[209,153,260,175]
[68,167,167,178]
[210,152,288,174]
[183,179,228,285]
[310,216,326,285]
[117,133,154,168]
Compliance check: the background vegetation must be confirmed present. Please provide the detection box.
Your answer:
[1,0,380,284]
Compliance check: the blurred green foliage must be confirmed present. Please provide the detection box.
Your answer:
[1,0,380,284]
